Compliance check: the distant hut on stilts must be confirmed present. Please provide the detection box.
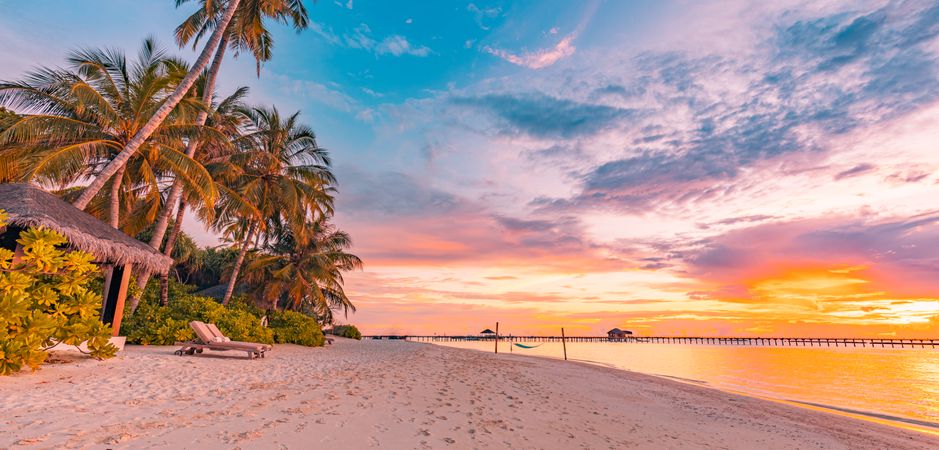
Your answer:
[0,184,173,337]
[607,328,633,341]
[479,328,496,339]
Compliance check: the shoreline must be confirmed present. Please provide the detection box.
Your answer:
[565,354,939,438]
[430,340,939,437]
[1,339,937,449]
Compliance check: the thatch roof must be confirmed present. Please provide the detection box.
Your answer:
[608,328,632,335]
[0,183,173,274]
[480,329,495,334]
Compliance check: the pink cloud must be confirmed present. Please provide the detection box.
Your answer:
[484,35,576,69]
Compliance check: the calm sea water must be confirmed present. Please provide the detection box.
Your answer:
[430,340,939,431]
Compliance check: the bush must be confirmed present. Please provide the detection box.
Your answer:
[330,324,361,340]
[122,294,273,345]
[268,310,325,347]
[0,213,117,375]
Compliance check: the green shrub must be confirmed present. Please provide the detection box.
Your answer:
[122,294,273,345]
[0,212,117,375]
[330,324,362,340]
[268,310,325,347]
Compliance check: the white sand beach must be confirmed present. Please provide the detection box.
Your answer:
[1,339,936,449]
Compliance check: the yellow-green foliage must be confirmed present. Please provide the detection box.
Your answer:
[330,324,362,340]
[269,310,325,347]
[0,211,117,375]
[122,294,274,345]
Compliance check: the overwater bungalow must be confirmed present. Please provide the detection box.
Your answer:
[0,183,173,338]
[607,328,633,340]
[479,328,496,339]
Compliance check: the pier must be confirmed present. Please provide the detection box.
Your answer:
[364,335,939,348]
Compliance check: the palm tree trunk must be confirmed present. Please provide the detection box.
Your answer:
[158,200,188,306]
[72,0,241,210]
[108,166,125,228]
[145,36,228,253]
[163,199,187,257]
[159,273,170,306]
[132,37,230,309]
[222,222,256,305]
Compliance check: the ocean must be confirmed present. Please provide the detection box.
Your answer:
[429,340,939,433]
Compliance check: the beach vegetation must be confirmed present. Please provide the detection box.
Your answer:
[0,212,117,375]
[0,1,361,343]
[243,218,361,320]
[0,38,219,233]
[330,325,362,340]
[268,310,326,347]
[122,292,274,345]
[72,0,311,210]
[214,105,336,306]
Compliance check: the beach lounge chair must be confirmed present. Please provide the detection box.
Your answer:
[174,321,272,359]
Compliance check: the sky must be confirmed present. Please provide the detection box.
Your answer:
[2,0,939,337]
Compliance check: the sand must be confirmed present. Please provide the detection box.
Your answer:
[0,339,936,449]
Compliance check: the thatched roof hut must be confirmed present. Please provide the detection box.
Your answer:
[607,328,633,338]
[0,183,175,336]
[0,183,172,274]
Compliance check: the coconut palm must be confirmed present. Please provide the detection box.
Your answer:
[216,105,336,305]
[146,0,311,261]
[0,107,26,183]
[244,219,361,321]
[152,87,259,308]
[0,39,218,230]
[70,0,241,210]
[127,84,255,309]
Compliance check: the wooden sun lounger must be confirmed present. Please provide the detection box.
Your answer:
[174,321,271,359]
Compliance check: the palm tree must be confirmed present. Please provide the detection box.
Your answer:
[216,105,335,305]
[0,39,218,230]
[145,0,310,262]
[0,107,22,182]
[152,87,258,308]
[71,0,241,210]
[127,84,255,310]
[244,219,361,321]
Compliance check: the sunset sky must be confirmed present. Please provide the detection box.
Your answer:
[3,0,939,337]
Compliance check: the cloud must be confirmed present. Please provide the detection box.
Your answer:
[309,22,431,57]
[834,163,876,180]
[484,35,577,69]
[264,71,357,112]
[467,3,501,30]
[375,35,431,57]
[526,2,939,213]
[451,93,634,138]
[336,167,464,218]
[685,212,939,298]
[333,167,631,271]
[885,170,930,184]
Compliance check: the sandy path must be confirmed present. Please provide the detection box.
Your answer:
[0,339,936,449]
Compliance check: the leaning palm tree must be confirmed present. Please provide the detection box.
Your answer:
[71,0,241,210]
[154,87,256,306]
[0,39,218,230]
[145,0,311,261]
[244,219,362,321]
[128,85,255,309]
[216,105,336,305]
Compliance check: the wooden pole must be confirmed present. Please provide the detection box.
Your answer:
[101,263,133,336]
[561,327,568,360]
[495,322,499,354]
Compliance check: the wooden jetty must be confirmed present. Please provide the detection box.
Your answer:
[364,335,939,348]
